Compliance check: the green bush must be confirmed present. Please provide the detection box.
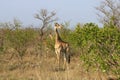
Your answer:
[70,22,120,76]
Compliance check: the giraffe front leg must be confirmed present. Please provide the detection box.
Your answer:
[55,49,60,70]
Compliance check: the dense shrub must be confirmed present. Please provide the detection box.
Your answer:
[71,22,120,76]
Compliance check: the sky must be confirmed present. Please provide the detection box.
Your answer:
[0,0,101,27]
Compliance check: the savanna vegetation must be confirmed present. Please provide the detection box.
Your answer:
[0,0,120,80]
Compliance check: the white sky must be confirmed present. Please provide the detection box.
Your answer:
[0,0,101,27]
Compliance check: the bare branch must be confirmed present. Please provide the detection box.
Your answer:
[34,14,44,21]
[96,0,120,27]
[47,18,58,24]
[40,9,48,19]
[34,9,58,40]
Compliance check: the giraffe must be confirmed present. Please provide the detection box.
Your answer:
[54,22,70,70]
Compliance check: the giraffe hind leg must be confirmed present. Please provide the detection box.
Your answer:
[63,53,67,70]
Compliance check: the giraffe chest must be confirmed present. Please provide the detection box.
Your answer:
[55,43,67,51]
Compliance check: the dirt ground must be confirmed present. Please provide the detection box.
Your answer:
[0,50,117,80]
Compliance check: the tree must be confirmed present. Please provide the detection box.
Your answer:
[34,9,58,40]
[96,0,120,27]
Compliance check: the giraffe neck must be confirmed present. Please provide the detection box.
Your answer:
[55,28,62,42]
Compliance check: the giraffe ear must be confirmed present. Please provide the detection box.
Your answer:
[54,23,57,26]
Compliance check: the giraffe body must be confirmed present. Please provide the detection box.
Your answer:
[54,23,70,70]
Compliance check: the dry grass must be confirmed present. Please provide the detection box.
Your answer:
[0,48,118,80]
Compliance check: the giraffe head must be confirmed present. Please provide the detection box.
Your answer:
[54,23,62,29]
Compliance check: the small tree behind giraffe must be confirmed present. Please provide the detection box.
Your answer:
[34,9,58,40]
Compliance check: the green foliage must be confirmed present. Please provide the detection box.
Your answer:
[71,23,99,47]
[0,20,120,77]
[71,22,120,76]
[0,20,37,58]
[6,28,37,57]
